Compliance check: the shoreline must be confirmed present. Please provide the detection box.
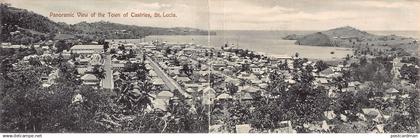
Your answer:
[108,38,354,62]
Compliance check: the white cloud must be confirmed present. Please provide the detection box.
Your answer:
[3,0,419,30]
[347,0,417,9]
[209,0,420,30]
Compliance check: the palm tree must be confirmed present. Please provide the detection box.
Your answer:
[92,65,105,80]
[116,79,155,112]
[226,82,238,95]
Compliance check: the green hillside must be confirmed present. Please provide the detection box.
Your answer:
[0,3,212,44]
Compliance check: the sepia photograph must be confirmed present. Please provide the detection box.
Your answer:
[0,0,419,137]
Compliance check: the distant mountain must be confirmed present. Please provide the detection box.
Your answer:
[282,34,304,40]
[0,4,70,44]
[294,26,374,46]
[295,32,332,46]
[71,21,212,38]
[288,26,418,48]
[322,26,374,39]
[0,4,213,44]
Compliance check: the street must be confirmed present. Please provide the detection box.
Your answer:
[102,53,114,90]
[146,56,191,98]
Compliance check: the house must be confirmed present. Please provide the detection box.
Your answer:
[315,77,329,85]
[90,54,102,65]
[185,88,197,94]
[112,63,125,70]
[152,77,165,88]
[362,108,383,122]
[371,124,385,133]
[76,58,90,66]
[356,113,367,121]
[155,54,165,62]
[41,46,52,54]
[198,70,210,77]
[145,63,153,70]
[184,83,205,91]
[238,72,258,81]
[143,45,156,50]
[41,69,59,88]
[222,68,234,75]
[198,78,207,83]
[22,55,39,61]
[240,85,260,93]
[175,76,192,83]
[216,93,233,100]
[167,66,182,73]
[70,45,103,55]
[385,88,400,96]
[209,125,228,133]
[182,47,198,55]
[113,71,121,78]
[72,93,84,104]
[272,121,297,133]
[319,67,334,78]
[224,78,239,86]
[124,43,135,49]
[156,91,174,99]
[1,44,26,49]
[348,81,361,87]
[130,88,142,98]
[1,42,11,46]
[324,111,337,120]
[76,67,89,75]
[340,114,348,122]
[152,99,168,112]
[258,83,268,89]
[212,60,227,70]
[202,87,216,105]
[62,50,71,59]
[149,70,158,77]
[303,121,332,132]
[81,74,99,86]
[240,93,254,101]
[250,65,262,74]
[251,79,263,85]
[235,124,252,133]
[177,55,189,64]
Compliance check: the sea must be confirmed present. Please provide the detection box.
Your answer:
[119,30,420,60]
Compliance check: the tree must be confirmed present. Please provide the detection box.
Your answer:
[314,60,328,72]
[0,61,109,132]
[103,42,109,52]
[180,64,193,77]
[226,82,238,95]
[92,65,105,80]
[240,63,250,73]
[118,45,126,51]
[278,60,289,70]
[127,49,135,58]
[110,48,116,54]
[359,56,367,66]
[165,48,172,55]
[250,99,281,131]
[400,64,418,84]
[55,40,68,53]
[251,67,330,132]
[97,38,106,45]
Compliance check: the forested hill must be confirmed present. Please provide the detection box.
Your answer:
[285,26,418,50]
[0,5,70,34]
[71,21,212,37]
[0,4,212,44]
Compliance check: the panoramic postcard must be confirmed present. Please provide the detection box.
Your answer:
[0,0,419,136]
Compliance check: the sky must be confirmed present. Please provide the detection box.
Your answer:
[2,0,420,31]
